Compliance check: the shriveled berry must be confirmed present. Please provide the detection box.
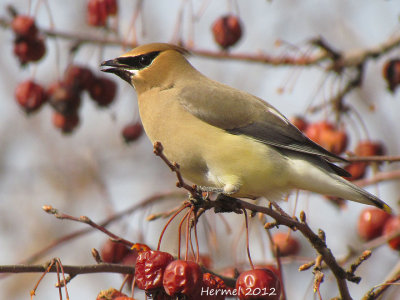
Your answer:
[212,15,243,49]
[64,65,94,92]
[100,239,130,263]
[15,80,47,113]
[122,122,143,143]
[89,76,117,107]
[163,260,203,297]
[383,216,400,250]
[87,0,108,26]
[96,287,127,300]
[193,273,227,300]
[272,232,300,256]
[105,0,118,15]
[358,208,391,241]
[383,59,400,92]
[236,269,281,300]
[14,36,46,65]
[52,112,79,133]
[135,250,174,291]
[12,15,38,37]
[47,81,81,115]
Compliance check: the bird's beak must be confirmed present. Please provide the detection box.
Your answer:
[100,59,133,84]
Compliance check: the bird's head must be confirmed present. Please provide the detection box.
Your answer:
[101,43,191,93]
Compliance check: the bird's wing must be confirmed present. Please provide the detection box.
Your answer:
[178,80,348,163]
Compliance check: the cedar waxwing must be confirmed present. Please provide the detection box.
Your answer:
[101,43,391,213]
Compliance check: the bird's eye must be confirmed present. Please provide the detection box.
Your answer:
[115,51,160,70]
[139,55,152,67]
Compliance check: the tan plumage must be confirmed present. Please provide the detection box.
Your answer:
[101,43,391,213]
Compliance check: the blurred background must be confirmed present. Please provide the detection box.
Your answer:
[0,0,400,299]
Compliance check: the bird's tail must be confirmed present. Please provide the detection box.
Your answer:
[330,174,392,213]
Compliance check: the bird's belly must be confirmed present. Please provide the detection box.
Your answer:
[138,90,291,200]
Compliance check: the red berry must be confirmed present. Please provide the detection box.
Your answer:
[135,250,174,291]
[383,216,400,250]
[113,297,134,300]
[87,0,108,26]
[236,269,281,300]
[305,121,347,154]
[122,122,143,143]
[100,240,130,263]
[64,65,94,92]
[290,116,308,132]
[344,162,367,181]
[163,260,203,297]
[355,141,385,157]
[254,264,282,284]
[212,15,243,49]
[52,112,80,133]
[193,273,227,300]
[272,232,300,256]
[47,81,81,115]
[358,208,391,241]
[15,80,47,113]
[11,15,38,37]
[105,0,118,15]
[383,59,400,92]
[14,36,46,65]
[96,288,127,300]
[89,76,117,107]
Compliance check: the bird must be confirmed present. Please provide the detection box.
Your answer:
[101,42,391,213]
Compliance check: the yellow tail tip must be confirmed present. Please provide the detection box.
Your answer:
[382,203,392,214]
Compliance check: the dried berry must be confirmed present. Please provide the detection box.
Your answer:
[47,81,81,115]
[212,15,243,49]
[52,112,80,133]
[358,208,391,241]
[89,76,117,107]
[14,36,46,65]
[163,260,203,297]
[383,216,400,250]
[105,0,118,15]
[272,232,300,256]
[11,15,38,37]
[15,80,47,113]
[193,273,227,300]
[236,269,281,300]
[100,239,130,263]
[87,0,108,26]
[383,59,400,92]
[64,65,94,92]
[135,250,174,291]
[122,122,143,143]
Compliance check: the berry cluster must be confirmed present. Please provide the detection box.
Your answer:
[358,208,400,250]
[11,15,46,65]
[87,0,118,27]
[103,245,283,300]
[14,65,117,133]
